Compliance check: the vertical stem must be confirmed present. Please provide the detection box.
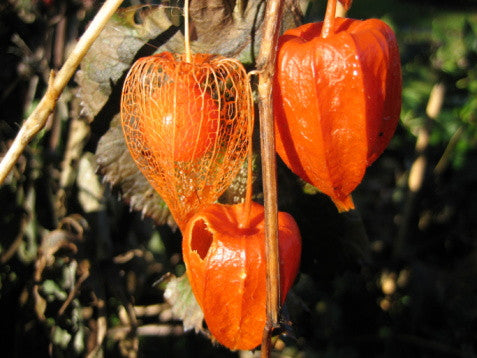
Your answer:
[184,0,191,63]
[240,74,256,229]
[50,7,67,152]
[394,83,445,258]
[255,0,284,356]
[240,122,254,229]
[335,1,347,18]
[322,0,337,39]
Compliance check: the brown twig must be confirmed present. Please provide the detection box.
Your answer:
[0,211,28,264]
[49,3,68,152]
[184,0,191,62]
[58,260,90,316]
[434,126,464,176]
[113,249,144,264]
[322,0,337,39]
[133,304,168,317]
[255,0,284,356]
[395,83,445,257]
[87,292,108,358]
[335,1,347,17]
[56,115,91,217]
[0,0,124,185]
[107,324,184,340]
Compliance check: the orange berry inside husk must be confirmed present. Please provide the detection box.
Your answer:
[143,80,219,162]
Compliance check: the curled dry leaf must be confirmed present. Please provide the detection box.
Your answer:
[96,116,175,227]
[163,274,204,333]
[186,0,265,60]
[33,215,88,320]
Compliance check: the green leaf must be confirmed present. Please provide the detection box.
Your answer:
[42,279,68,301]
[51,326,72,349]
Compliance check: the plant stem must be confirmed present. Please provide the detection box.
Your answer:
[434,126,463,176]
[255,0,284,356]
[240,70,257,229]
[0,0,124,186]
[184,0,191,63]
[335,1,348,17]
[395,83,445,258]
[240,118,254,229]
[322,0,337,39]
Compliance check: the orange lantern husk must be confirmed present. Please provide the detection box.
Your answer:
[273,9,402,212]
[121,52,253,229]
[182,201,302,351]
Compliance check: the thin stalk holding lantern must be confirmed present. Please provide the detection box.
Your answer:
[184,0,191,63]
[322,0,337,38]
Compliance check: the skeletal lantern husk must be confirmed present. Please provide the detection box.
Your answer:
[121,52,254,229]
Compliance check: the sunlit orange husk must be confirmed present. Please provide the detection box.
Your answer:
[273,18,401,212]
[182,201,302,351]
[121,52,253,229]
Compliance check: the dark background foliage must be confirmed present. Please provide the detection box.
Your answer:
[1,0,477,357]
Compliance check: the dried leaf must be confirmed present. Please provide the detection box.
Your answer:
[77,153,105,213]
[33,217,86,320]
[187,0,265,61]
[38,229,79,264]
[163,274,204,333]
[77,6,179,119]
[77,2,265,120]
[96,116,175,227]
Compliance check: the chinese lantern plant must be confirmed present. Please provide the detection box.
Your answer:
[182,201,302,350]
[144,80,219,162]
[273,0,402,212]
[181,89,302,349]
[121,52,253,228]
